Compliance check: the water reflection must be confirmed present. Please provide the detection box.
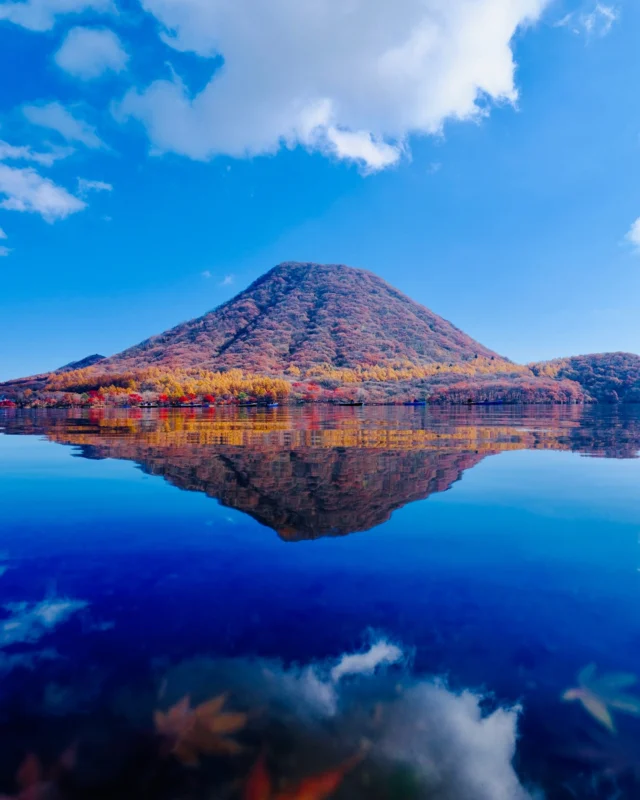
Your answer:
[2,406,640,798]
[2,405,639,539]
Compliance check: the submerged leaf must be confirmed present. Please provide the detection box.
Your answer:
[154,695,193,738]
[275,754,362,800]
[608,694,640,715]
[154,692,247,765]
[564,664,640,733]
[194,693,228,720]
[580,694,616,734]
[0,749,73,800]
[577,663,597,687]
[244,754,272,800]
[16,756,41,791]
[244,753,361,800]
[595,673,637,692]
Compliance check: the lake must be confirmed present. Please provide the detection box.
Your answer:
[1,405,639,799]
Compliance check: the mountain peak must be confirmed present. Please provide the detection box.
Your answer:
[269,260,363,273]
[102,261,499,374]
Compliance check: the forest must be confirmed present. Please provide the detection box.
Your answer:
[530,352,640,404]
[1,359,588,407]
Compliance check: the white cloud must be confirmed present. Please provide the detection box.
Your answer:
[0,0,114,32]
[378,683,533,799]
[0,135,85,223]
[0,597,88,647]
[324,127,402,171]
[626,217,640,253]
[331,639,403,682]
[0,139,73,166]
[555,3,619,37]
[117,0,550,172]
[77,177,113,196]
[55,26,129,79]
[24,102,104,149]
[0,246,9,256]
[0,227,6,239]
[201,269,212,278]
[219,274,234,286]
[0,162,86,221]
[0,138,86,222]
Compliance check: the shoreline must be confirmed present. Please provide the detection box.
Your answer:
[0,399,604,410]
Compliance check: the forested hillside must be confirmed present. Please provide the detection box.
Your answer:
[2,264,638,406]
[531,353,640,403]
[100,261,501,373]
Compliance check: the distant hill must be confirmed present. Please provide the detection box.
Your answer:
[531,353,640,404]
[101,262,501,373]
[0,353,106,395]
[57,354,106,373]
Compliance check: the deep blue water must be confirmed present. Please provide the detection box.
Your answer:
[1,406,639,799]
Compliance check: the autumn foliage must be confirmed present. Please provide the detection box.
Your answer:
[531,352,640,404]
[41,367,292,405]
[0,360,590,407]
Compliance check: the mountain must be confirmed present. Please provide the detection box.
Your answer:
[531,353,640,404]
[100,262,501,373]
[58,354,106,373]
[3,262,636,405]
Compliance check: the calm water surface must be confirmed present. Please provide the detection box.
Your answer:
[1,406,639,799]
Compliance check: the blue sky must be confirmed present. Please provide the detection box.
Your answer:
[0,0,639,380]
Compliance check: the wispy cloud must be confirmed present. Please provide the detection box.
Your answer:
[0,162,86,221]
[0,228,9,256]
[220,274,234,286]
[0,0,114,32]
[77,177,113,196]
[625,217,640,254]
[555,3,619,38]
[0,139,73,166]
[0,649,58,676]
[23,102,104,149]
[201,269,212,279]
[582,3,618,36]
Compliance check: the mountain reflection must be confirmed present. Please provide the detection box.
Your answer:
[2,406,640,539]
